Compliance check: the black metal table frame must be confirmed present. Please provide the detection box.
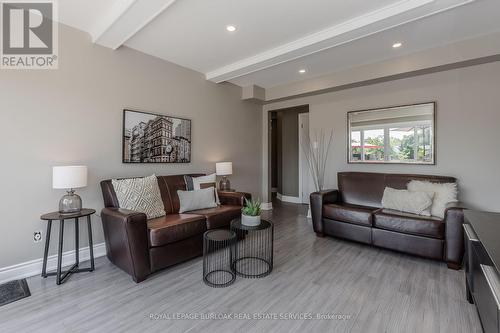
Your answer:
[231,256,273,279]
[230,219,274,279]
[41,211,95,285]
[203,229,237,288]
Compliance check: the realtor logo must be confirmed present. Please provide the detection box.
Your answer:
[1,0,58,69]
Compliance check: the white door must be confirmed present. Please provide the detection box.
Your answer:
[298,113,310,204]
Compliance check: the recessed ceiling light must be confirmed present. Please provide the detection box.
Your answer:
[226,25,237,32]
[298,69,307,74]
[392,42,403,48]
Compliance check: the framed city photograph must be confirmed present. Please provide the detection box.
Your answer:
[122,109,191,163]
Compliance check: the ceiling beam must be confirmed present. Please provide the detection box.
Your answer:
[263,32,500,103]
[206,0,476,83]
[241,85,266,103]
[92,0,177,50]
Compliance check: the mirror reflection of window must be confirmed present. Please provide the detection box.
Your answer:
[348,103,435,164]
[350,131,361,161]
[363,129,384,161]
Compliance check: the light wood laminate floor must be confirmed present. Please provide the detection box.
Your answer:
[0,201,481,333]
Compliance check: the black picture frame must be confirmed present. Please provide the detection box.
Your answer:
[122,109,192,164]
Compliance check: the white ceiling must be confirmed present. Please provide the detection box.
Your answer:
[58,0,500,89]
[126,0,402,72]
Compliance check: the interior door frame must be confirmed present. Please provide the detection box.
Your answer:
[298,112,309,204]
[267,105,309,204]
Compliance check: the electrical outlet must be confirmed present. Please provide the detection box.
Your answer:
[33,231,42,243]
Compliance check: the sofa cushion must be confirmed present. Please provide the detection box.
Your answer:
[147,214,206,247]
[337,172,456,208]
[373,209,445,239]
[158,174,204,214]
[323,203,376,226]
[188,205,242,229]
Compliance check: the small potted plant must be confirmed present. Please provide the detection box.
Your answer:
[241,198,261,226]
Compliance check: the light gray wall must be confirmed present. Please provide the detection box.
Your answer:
[264,61,500,212]
[273,107,308,197]
[280,110,299,197]
[275,112,283,193]
[0,24,262,268]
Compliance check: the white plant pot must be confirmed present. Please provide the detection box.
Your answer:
[241,214,261,227]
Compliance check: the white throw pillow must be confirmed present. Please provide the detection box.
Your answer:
[178,187,217,213]
[112,174,166,219]
[192,173,220,205]
[407,180,458,218]
[381,187,433,216]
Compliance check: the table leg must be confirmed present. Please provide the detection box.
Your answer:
[271,224,274,268]
[466,281,474,304]
[56,219,65,285]
[41,220,52,278]
[75,218,79,267]
[87,215,94,271]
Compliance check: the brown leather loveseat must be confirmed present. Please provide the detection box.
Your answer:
[310,172,466,269]
[100,174,250,282]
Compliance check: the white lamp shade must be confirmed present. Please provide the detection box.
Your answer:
[216,162,233,176]
[53,166,88,189]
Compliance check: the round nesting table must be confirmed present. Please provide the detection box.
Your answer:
[230,218,274,278]
[203,229,237,288]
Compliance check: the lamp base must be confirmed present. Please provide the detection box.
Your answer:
[219,176,231,191]
[59,190,82,214]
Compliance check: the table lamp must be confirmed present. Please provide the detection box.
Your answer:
[216,162,233,191]
[53,166,88,214]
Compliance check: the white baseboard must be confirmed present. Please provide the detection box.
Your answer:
[277,193,302,204]
[0,243,106,284]
[261,202,273,210]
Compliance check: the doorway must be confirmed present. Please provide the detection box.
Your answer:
[269,105,309,204]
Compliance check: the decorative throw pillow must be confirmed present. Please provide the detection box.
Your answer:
[190,173,220,205]
[112,174,166,219]
[177,188,217,213]
[407,180,458,218]
[381,187,434,216]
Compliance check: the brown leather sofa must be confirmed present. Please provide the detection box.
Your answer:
[100,174,250,282]
[310,172,466,269]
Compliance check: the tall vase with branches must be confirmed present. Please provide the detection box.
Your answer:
[301,129,334,192]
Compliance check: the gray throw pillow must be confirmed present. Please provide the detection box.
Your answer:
[112,174,166,219]
[177,187,217,213]
[184,174,220,205]
[191,173,220,205]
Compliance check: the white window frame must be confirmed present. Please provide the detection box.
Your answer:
[349,120,434,164]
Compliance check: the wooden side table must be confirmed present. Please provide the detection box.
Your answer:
[40,209,96,285]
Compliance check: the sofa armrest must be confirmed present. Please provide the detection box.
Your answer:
[444,202,467,269]
[310,190,340,235]
[101,208,150,282]
[218,191,251,206]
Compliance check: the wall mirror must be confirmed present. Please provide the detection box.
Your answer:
[348,102,435,164]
